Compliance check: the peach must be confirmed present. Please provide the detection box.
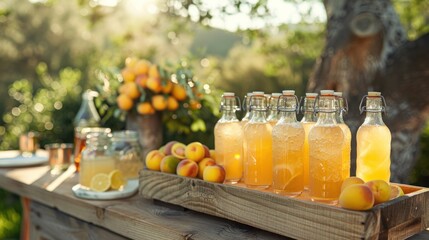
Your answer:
[163,141,178,155]
[185,142,206,163]
[171,142,186,159]
[145,150,165,171]
[203,145,210,158]
[203,165,225,183]
[341,176,365,192]
[209,150,216,161]
[390,184,404,200]
[160,155,181,174]
[339,184,374,210]
[176,159,199,178]
[197,158,216,179]
[365,180,391,205]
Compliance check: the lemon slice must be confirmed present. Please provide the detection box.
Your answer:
[109,170,126,190]
[90,173,111,192]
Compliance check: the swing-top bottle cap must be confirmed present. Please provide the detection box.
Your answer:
[368,91,381,97]
[271,93,281,97]
[320,90,334,96]
[305,93,318,98]
[223,92,235,97]
[282,90,295,96]
[252,91,264,96]
[334,92,343,97]
[246,92,253,97]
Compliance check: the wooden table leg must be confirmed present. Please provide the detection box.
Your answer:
[20,197,30,240]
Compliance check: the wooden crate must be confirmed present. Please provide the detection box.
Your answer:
[139,170,429,240]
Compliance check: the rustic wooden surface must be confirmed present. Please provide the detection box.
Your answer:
[140,170,429,240]
[0,164,286,240]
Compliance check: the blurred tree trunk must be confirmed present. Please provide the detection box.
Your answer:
[307,0,429,183]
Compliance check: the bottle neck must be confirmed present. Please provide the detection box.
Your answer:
[301,112,316,123]
[279,111,297,123]
[362,97,385,126]
[220,110,239,121]
[301,98,316,123]
[316,96,337,125]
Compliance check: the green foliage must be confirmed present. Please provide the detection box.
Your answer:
[393,0,429,40]
[0,63,82,150]
[0,190,21,239]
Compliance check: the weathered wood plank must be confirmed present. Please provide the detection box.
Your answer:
[0,166,288,240]
[29,200,127,240]
[139,170,429,240]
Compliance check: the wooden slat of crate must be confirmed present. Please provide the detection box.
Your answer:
[139,170,429,240]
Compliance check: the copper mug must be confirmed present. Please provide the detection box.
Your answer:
[45,143,73,174]
[19,132,40,157]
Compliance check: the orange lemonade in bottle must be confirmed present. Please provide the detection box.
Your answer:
[214,92,243,184]
[356,92,391,182]
[267,93,281,126]
[309,90,344,204]
[272,90,305,196]
[243,92,273,189]
[334,92,351,180]
[300,93,318,189]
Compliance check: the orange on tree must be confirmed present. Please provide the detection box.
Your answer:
[189,100,201,110]
[167,96,179,111]
[162,80,173,94]
[122,82,141,99]
[149,64,160,79]
[172,84,187,101]
[146,77,162,93]
[117,94,134,111]
[134,60,151,75]
[137,102,155,115]
[152,95,168,111]
[135,75,148,88]
[121,67,135,83]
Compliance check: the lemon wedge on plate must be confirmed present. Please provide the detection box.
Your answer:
[109,169,126,190]
[90,173,111,192]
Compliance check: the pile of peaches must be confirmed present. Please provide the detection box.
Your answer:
[339,177,404,210]
[145,141,226,183]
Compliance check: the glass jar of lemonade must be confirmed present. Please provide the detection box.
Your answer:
[243,91,273,189]
[356,92,391,182]
[110,130,143,180]
[272,90,305,196]
[300,93,318,189]
[334,92,351,180]
[79,132,116,189]
[214,92,243,184]
[308,90,344,204]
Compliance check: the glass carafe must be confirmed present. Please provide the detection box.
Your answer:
[356,92,391,182]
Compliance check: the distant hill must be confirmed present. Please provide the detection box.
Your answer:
[190,27,242,58]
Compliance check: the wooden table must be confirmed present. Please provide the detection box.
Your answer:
[0,164,428,240]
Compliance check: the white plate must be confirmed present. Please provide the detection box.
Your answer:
[72,179,139,200]
[0,150,48,167]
